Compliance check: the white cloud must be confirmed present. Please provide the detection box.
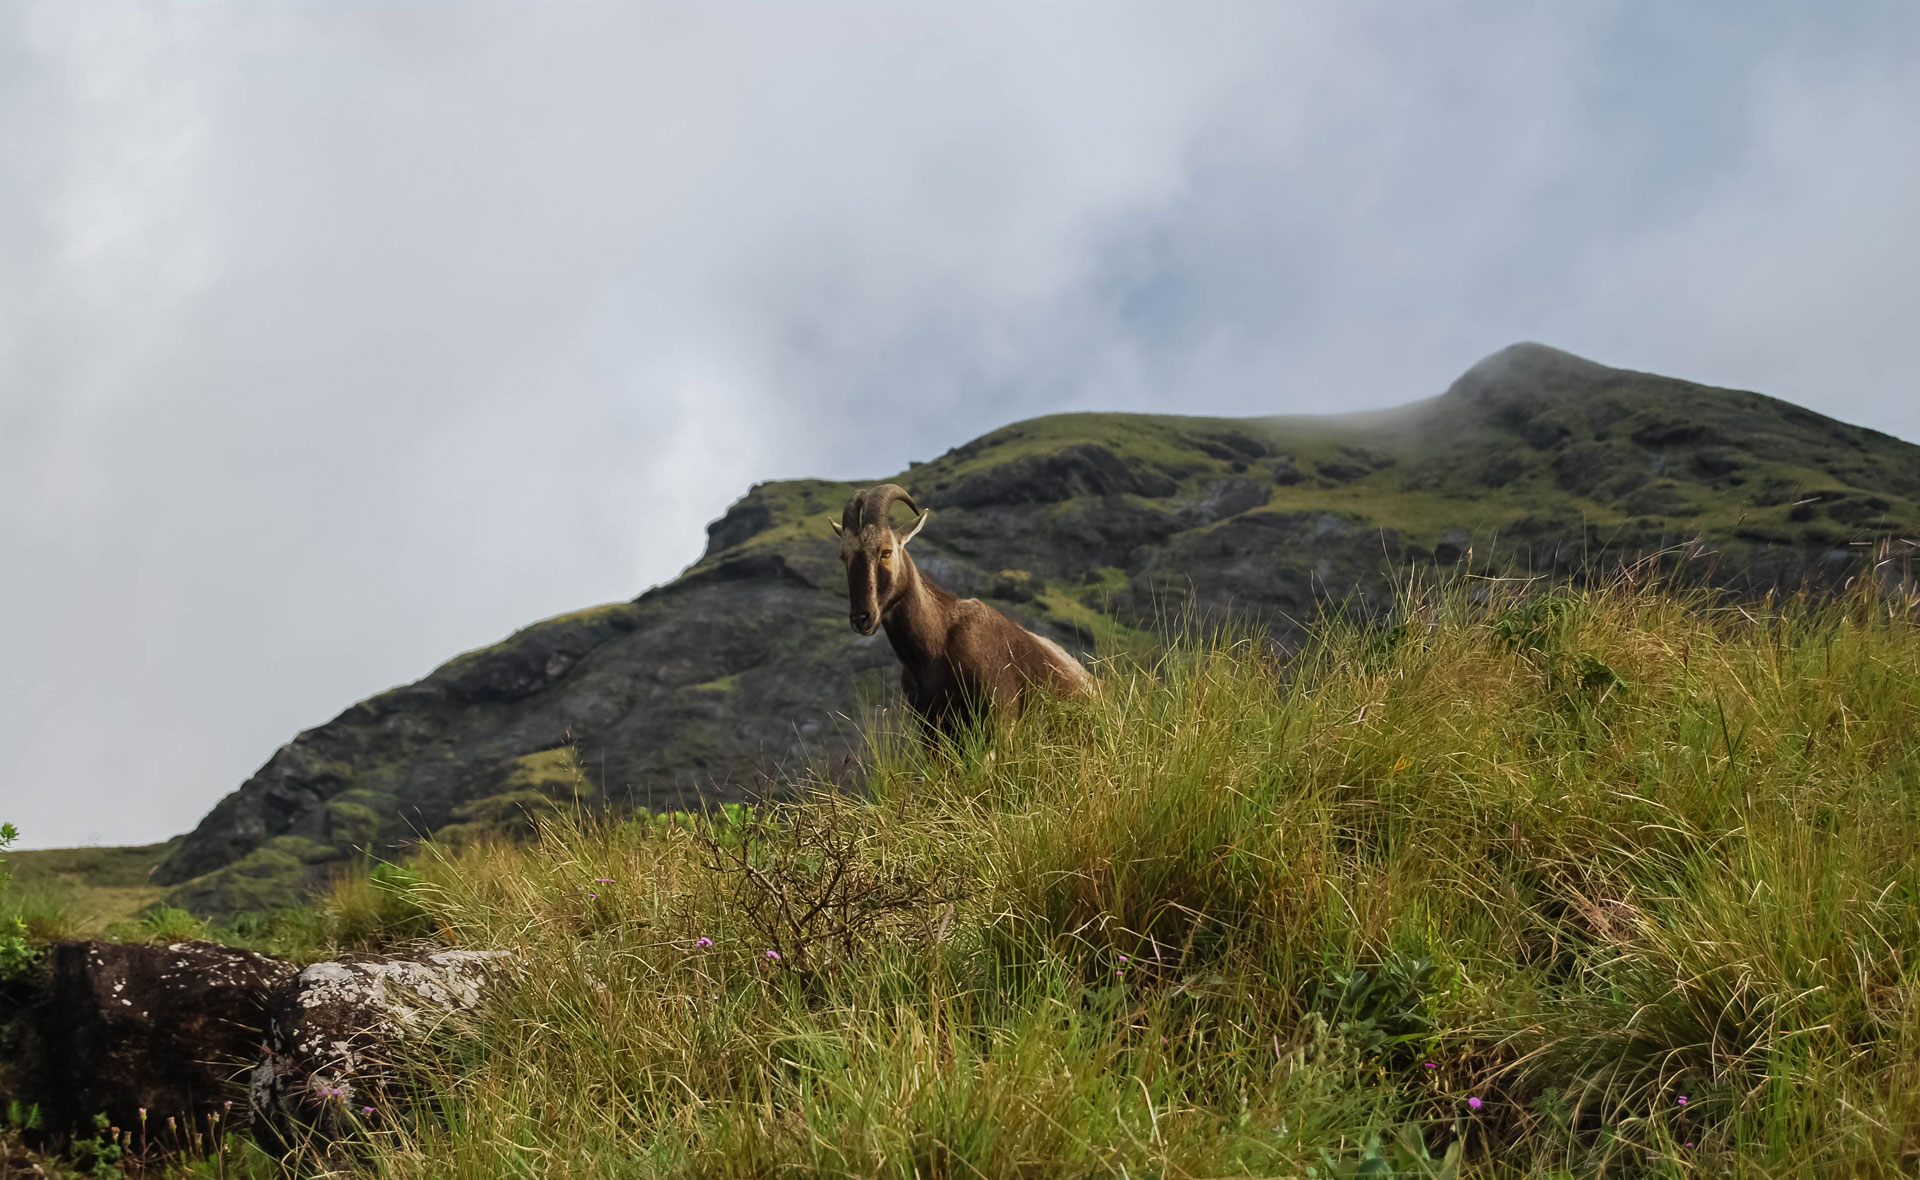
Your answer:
[1557,45,1920,437]
[2,2,1916,846]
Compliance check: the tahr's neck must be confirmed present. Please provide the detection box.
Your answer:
[882,551,951,659]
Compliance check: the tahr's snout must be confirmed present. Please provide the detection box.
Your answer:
[850,610,876,634]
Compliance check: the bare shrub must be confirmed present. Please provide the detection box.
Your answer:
[698,792,965,976]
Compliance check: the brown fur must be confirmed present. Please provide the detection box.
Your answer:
[832,485,1093,738]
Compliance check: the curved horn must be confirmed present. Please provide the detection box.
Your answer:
[847,484,920,531]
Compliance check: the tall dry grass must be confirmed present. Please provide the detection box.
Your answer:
[328,574,1920,1178]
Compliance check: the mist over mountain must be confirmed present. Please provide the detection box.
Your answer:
[154,345,1920,913]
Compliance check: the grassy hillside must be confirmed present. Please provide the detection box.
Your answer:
[262,573,1920,1178]
[150,344,1920,916]
[1,839,178,937]
[702,342,1920,595]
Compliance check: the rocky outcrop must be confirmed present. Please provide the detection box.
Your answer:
[937,442,1180,507]
[6,941,296,1144]
[154,604,647,892]
[155,344,1920,913]
[251,950,510,1160]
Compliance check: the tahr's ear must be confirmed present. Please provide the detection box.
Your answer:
[828,516,844,537]
[898,509,931,547]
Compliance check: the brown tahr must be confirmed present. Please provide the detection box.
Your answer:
[831,484,1093,738]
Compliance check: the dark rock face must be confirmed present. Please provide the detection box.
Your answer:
[935,443,1178,507]
[156,606,648,890]
[8,941,296,1143]
[705,494,774,552]
[1179,479,1274,527]
[155,344,1920,913]
[1125,511,1404,631]
[156,580,886,911]
[251,951,509,1160]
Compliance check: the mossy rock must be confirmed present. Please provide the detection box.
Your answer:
[990,569,1040,603]
[323,802,382,851]
[503,747,595,800]
[264,834,343,865]
[428,749,598,847]
[165,846,310,914]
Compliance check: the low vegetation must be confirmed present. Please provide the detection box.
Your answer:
[262,569,1920,1178]
[9,568,1918,1176]
[0,824,36,978]
[2,840,179,941]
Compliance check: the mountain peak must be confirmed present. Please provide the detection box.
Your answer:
[1443,342,1618,407]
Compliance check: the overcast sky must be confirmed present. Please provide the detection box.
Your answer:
[4,3,1917,849]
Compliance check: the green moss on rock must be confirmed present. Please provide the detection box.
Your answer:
[503,747,595,799]
[165,846,309,915]
[265,834,342,865]
[324,800,383,850]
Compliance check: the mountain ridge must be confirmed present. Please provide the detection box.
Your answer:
[153,344,1920,912]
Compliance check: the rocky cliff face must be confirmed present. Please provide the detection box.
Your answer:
[156,344,1920,912]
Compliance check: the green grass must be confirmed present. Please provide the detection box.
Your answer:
[282,572,1920,1178]
[2,839,179,937]
[0,835,404,964]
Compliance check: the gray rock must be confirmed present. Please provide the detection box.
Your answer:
[251,950,510,1160]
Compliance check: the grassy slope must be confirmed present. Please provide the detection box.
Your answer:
[701,345,1919,616]
[298,574,1920,1179]
[3,839,179,936]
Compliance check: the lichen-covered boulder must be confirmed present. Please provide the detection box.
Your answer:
[250,950,510,1158]
[11,940,296,1144]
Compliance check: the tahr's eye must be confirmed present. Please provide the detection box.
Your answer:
[880,549,893,560]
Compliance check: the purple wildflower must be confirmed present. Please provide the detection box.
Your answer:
[1467,1096,1483,1111]
[1423,1062,1438,1070]
[596,877,615,883]
[1676,1095,1689,1106]
[695,936,713,948]
[1118,954,1129,963]
[1685,1142,1695,1149]
[766,950,781,961]
[587,892,598,899]
[363,1106,375,1116]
